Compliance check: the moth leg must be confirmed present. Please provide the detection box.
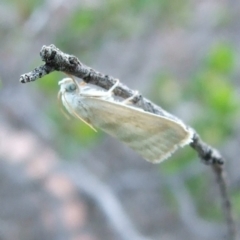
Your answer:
[79,79,119,98]
[108,79,119,93]
[122,91,139,105]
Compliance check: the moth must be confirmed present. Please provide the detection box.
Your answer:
[58,77,193,163]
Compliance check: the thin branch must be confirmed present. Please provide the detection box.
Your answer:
[212,164,236,240]
[190,132,224,165]
[19,44,237,240]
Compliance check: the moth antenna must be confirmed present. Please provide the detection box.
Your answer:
[63,92,97,132]
[58,91,71,120]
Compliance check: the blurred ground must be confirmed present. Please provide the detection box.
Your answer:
[0,0,240,240]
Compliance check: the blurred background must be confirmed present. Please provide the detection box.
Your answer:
[0,0,240,240]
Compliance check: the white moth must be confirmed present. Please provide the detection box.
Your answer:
[58,77,193,163]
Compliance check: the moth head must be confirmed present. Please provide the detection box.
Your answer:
[58,77,79,94]
[57,76,80,120]
[57,76,97,132]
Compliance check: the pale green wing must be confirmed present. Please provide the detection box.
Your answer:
[78,98,193,163]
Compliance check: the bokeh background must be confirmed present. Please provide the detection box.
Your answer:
[0,0,240,240]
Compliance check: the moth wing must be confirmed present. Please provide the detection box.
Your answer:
[80,98,193,163]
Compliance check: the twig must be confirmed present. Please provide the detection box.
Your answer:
[190,128,236,240]
[212,164,236,240]
[19,44,237,240]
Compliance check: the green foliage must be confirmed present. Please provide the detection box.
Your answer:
[59,120,101,157]
[161,147,195,174]
[36,72,63,94]
[184,43,239,220]
[206,43,235,74]
[187,42,239,144]
[47,102,101,157]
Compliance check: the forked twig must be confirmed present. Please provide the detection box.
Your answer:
[19,44,237,240]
